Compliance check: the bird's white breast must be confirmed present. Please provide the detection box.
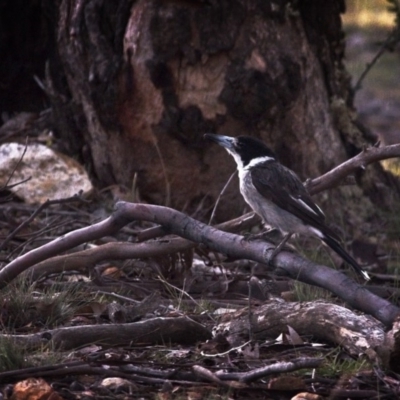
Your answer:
[238,165,319,237]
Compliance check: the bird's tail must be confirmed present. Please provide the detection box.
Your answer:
[321,235,370,281]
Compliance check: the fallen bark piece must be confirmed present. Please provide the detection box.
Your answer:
[216,299,385,359]
[384,317,400,372]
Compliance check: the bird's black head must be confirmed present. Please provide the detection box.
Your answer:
[204,134,275,168]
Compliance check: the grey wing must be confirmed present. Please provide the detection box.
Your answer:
[251,163,341,240]
[280,167,325,220]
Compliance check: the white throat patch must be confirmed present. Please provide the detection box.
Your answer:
[243,156,275,170]
[225,148,245,169]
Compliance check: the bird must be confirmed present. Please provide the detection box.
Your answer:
[204,133,370,281]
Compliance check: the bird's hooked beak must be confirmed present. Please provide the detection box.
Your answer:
[204,133,236,150]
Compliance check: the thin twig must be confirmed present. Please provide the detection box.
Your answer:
[216,357,323,383]
[0,193,87,252]
[7,218,67,260]
[1,138,32,191]
[208,171,236,225]
[3,176,32,190]
[95,290,140,303]
[157,275,201,308]
[248,276,253,341]
[152,136,171,207]
[353,29,397,92]
[200,340,251,357]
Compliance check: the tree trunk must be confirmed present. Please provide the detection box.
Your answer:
[40,0,399,219]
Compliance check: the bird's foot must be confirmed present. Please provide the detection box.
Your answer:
[264,246,281,265]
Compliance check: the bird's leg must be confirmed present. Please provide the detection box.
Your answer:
[244,228,277,241]
[265,233,293,264]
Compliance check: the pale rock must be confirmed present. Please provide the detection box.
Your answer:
[0,142,92,203]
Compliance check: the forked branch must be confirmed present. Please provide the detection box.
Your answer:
[306,143,400,194]
[0,201,399,326]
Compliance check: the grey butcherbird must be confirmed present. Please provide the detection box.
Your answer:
[205,133,370,281]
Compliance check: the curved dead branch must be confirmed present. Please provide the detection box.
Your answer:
[29,212,260,279]
[1,201,399,326]
[306,143,400,195]
[5,316,211,351]
[28,240,193,280]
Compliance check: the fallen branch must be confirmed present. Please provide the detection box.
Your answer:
[0,361,206,386]
[29,213,260,279]
[215,358,323,383]
[4,316,211,351]
[217,299,386,360]
[28,240,193,280]
[1,202,399,326]
[0,354,321,388]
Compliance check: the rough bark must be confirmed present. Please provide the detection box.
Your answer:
[217,299,386,360]
[42,0,398,220]
[3,316,211,351]
[1,0,398,219]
